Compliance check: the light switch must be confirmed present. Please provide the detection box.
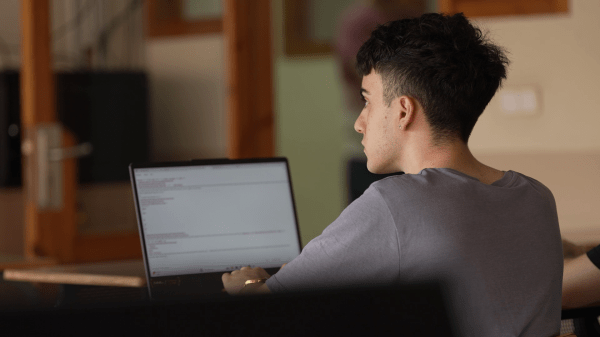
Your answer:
[499,86,541,117]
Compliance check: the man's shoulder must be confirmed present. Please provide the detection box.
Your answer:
[368,169,557,205]
[364,173,434,204]
[510,171,554,193]
[368,169,462,193]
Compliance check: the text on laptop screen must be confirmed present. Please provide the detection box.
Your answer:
[133,162,300,277]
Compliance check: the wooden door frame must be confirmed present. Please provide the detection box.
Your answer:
[224,0,274,159]
[439,0,568,17]
[20,0,142,264]
[20,0,76,263]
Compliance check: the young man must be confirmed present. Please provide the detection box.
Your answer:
[223,13,563,336]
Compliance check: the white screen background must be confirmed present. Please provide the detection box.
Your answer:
[134,162,301,277]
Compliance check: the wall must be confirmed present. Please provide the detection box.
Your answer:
[470,1,600,152]
[275,58,346,244]
[270,1,345,245]
[145,35,226,162]
[468,0,600,240]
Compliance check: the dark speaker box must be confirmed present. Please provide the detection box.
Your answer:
[0,70,22,187]
[0,70,149,186]
[346,158,403,204]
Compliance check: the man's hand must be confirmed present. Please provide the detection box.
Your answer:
[222,266,271,295]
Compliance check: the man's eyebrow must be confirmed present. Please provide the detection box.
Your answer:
[360,88,369,96]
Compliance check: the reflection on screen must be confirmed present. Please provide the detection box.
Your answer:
[134,162,300,277]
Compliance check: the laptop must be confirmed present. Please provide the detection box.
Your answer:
[129,157,302,300]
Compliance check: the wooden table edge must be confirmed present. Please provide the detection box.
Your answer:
[3,269,146,288]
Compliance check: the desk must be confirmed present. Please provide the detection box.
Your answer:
[0,254,56,270]
[2,260,146,288]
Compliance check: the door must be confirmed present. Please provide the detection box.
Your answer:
[20,0,141,264]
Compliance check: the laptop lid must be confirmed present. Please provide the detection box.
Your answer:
[129,157,302,300]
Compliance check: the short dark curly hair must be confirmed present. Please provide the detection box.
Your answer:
[356,13,510,143]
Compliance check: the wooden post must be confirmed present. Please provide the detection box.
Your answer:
[223,0,274,159]
[21,0,77,262]
[438,0,453,14]
[437,0,568,17]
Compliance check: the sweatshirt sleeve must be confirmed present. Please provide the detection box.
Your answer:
[266,185,400,293]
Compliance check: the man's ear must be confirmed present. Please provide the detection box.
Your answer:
[397,95,416,129]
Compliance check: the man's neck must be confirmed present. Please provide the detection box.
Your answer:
[403,139,504,185]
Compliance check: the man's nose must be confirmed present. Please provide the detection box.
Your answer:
[354,114,364,133]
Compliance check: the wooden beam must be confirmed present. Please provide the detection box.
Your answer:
[283,0,331,55]
[439,0,568,17]
[20,0,53,126]
[21,0,78,262]
[223,0,274,159]
[438,0,454,14]
[146,0,222,38]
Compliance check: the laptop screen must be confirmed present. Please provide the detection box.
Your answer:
[131,159,302,280]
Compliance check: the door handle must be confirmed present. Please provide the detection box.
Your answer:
[21,123,93,210]
[48,142,93,161]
